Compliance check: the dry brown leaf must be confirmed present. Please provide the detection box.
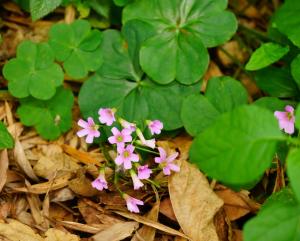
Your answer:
[33,153,80,180]
[169,160,223,241]
[58,221,109,234]
[26,193,45,226]
[13,174,71,194]
[68,173,99,197]
[0,150,9,192]
[13,139,39,181]
[232,229,243,241]
[50,188,75,202]
[217,41,249,66]
[132,201,160,241]
[0,219,43,241]
[114,211,190,240]
[49,204,73,222]
[62,144,102,166]
[92,221,139,241]
[159,198,177,221]
[45,228,79,241]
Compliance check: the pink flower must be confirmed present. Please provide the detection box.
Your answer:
[98,108,116,126]
[274,105,295,134]
[137,165,152,179]
[136,129,155,149]
[123,194,144,213]
[155,147,180,175]
[115,144,139,169]
[130,170,144,190]
[108,127,132,146]
[77,117,100,143]
[148,120,163,135]
[91,169,108,191]
[119,118,136,133]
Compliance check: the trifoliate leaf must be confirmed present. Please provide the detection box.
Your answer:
[274,0,300,48]
[254,97,288,112]
[49,19,103,79]
[291,54,300,86]
[190,105,284,187]
[0,122,14,149]
[30,0,62,20]
[255,66,299,98]
[79,75,199,130]
[122,0,237,84]
[17,87,74,140]
[245,43,289,71]
[3,40,64,100]
[181,76,248,136]
[244,188,300,241]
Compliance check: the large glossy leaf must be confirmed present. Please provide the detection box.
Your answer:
[78,75,199,130]
[49,20,102,79]
[122,0,237,84]
[245,43,289,71]
[17,87,74,140]
[244,188,300,241]
[274,0,300,48]
[3,41,63,100]
[254,97,287,112]
[189,105,284,187]
[287,148,300,202]
[0,122,14,149]
[181,76,248,136]
[255,66,299,98]
[291,54,300,86]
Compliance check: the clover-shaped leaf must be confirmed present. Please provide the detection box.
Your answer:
[0,122,14,149]
[79,29,199,130]
[17,87,74,140]
[122,0,237,84]
[181,76,248,136]
[3,40,64,100]
[49,19,103,79]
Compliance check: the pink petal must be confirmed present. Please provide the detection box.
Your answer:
[123,135,133,143]
[133,198,144,206]
[108,136,116,144]
[126,144,135,153]
[111,127,120,136]
[163,166,171,175]
[284,122,295,134]
[123,159,132,169]
[127,202,139,213]
[122,128,132,136]
[158,147,167,160]
[86,134,94,143]
[274,111,287,121]
[131,153,139,162]
[154,157,162,163]
[117,143,125,153]
[77,129,89,137]
[168,163,180,172]
[87,117,95,126]
[91,130,100,137]
[78,119,88,128]
[285,105,294,113]
[166,152,179,163]
[115,155,124,165]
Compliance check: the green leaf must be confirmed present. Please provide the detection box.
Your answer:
[49,19,103,79]
[17,87,74,140]
[254,97,287,112]
[295,104,300,130]
[181,76,248,136]
[291,54,300,86]
[0,122,14,149]
[287,148,300,202]
[205,76,248,113]
[122,0,237,84]
[114,0,132,6]
[189,105,284,187]
[78,75,199,130]
[245,43,289,71]
[30,0,62,20]
[255,66,299,98]
[181,94,219,136]
[274,0,300,48]
[244,188,300,241]
[3,40,64,100]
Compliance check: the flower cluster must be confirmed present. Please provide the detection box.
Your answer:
[77,108,180,213]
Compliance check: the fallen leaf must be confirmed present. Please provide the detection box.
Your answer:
[58,220,109,234]
[50,188,75,202]
[45,228,80,241]
[68,172,99,197]
[132,201,160,241]
[0,219,43,241]
[13,139,39,181]
[0,150,9,192]
[159,198,177,221]
[114,211,190,240]
[169,160,223,241]
[92,221,139,241]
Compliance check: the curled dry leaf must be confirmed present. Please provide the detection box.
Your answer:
[68,172,99,197]
[13,173,71,194]
[132,201,160,241]
[169,160,224,241]
[45,228,79,241]
[50,187,75,202]
[0,219,44,241]
[13,139,39,181]
[159,198,177,221]
[92,221,139,241]
[0,150,9,192]
[58,220,110,234]
[114,211,190,240]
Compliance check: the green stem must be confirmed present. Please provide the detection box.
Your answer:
[238,24,271,42]
[135,145,159,155]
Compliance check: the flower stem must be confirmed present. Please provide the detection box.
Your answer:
[135,145,159,155]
